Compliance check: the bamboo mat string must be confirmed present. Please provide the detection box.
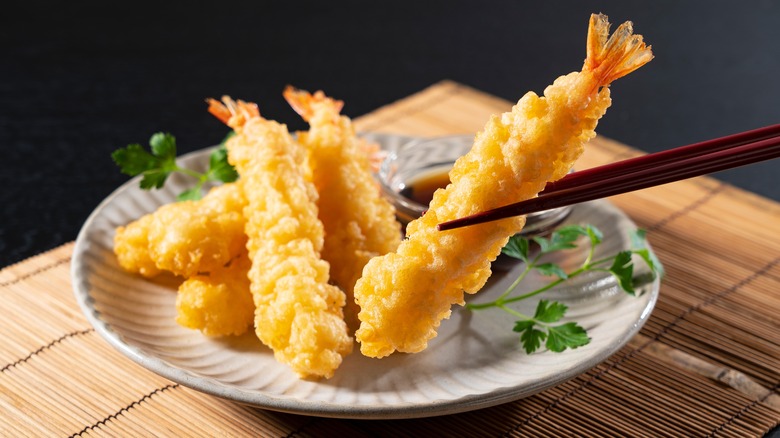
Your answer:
[1,329,93,373]
[68,384,180,438]
[0,256,71,288]
[645,182,726,232]
[708,383,780,437]
[709,384,780,438]
[655,256,780,340]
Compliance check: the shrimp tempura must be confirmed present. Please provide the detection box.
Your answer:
[284,87,402,329]
[354,13,653,358]
[113,213,160,277]
[176,252,254,337]
[114,182,247,278]
[208,97,353,378]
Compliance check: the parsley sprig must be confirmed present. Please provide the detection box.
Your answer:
[467,224,663,354]
[112,132,238,201]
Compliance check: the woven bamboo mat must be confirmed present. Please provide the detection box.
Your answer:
[2,80,779,437]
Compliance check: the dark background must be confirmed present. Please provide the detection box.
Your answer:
[2,0,780,270]
[2,2,779,435]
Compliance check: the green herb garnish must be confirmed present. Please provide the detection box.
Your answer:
[112,132,238,201]
[468,224,663,354]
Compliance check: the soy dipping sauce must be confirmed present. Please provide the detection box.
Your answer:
[398,168,451,207]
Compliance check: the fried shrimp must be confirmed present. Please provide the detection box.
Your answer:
[284,87,402,329]
[208,96,352,378]
[176,252,254,337]
[114,213,161,277]
[114,183,247,278]
[353,13,653,358]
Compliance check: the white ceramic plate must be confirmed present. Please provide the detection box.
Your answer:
[71,134,659,419]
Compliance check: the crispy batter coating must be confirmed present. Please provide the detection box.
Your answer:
[354,13,653,358]
[114,213,161,277]
[114,183,246,278]
[176,252,253,337]
[210,96,353,378]
[284,87,402,330]
[147,184,247,277]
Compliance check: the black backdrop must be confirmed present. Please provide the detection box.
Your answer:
[3,1,780,268]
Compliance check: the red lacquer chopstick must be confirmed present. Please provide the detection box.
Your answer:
[541,123,780,194]
[438,125,780,231]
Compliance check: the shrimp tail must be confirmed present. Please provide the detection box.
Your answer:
[583,13,653,87]
[206,96,260,129]
[283,85,343,123]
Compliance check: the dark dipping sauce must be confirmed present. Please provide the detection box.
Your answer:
[398,169,451,207]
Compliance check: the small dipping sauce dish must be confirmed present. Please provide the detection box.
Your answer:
[375,135,572,236]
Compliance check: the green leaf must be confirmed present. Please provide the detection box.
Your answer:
[512,320,535,332]
[210,162,239,183]
[546,322,590,352]
[112,133,180,190]
[111,144,159,176]
[630,229,665,278]
[609,251,635,295]
[630,228,647,247]
[534,263,568,279]
[586,224,603,246]
[534,299,567,323]
[634,249,664,279]
[149,132,177,160]
[520,326,546,354]
[531,236,553,253]
[208,146,239,183]
[148,133,179,179]
[534,225,583,254]
[177,187,203,201]
[555,224,590,242]
[502,235,529,262]
[513,320,545,354]
[139,169,171,189]
[208,146,228,169]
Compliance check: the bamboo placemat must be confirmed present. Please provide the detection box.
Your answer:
[2,81,779,437]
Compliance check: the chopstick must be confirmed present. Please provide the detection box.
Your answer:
[437,124,780,231]
[540,124,780,194]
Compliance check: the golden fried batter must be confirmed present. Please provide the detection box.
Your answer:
[147,183,246,277]
[208,97,353,378]
[284,87,402,330]
[114,213,161,277]
[114,183,246,278]
[354,14,653,358]
[176,252,253,337]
